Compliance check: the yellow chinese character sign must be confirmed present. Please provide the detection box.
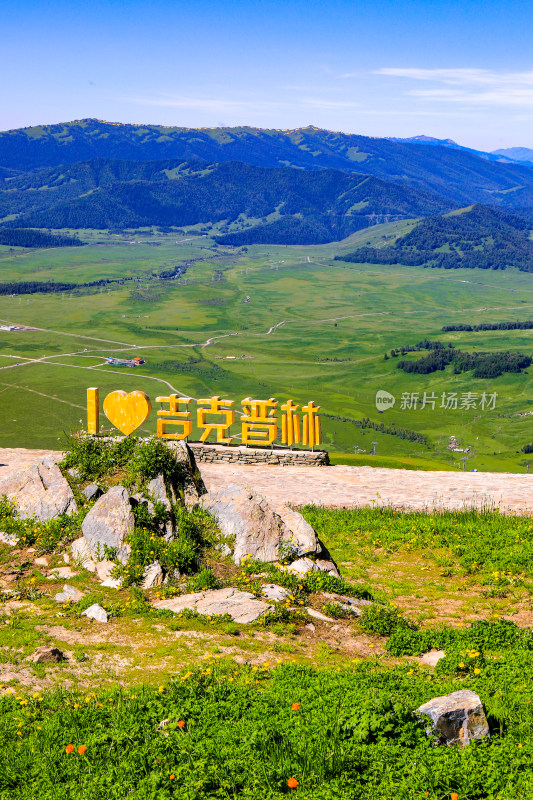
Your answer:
[87,387,322,448]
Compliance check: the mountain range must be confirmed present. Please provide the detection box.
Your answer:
[1,119,533,249]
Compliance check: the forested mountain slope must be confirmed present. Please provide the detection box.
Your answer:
[2,119,533,208]
[0,158,454,243]
[337,205,533,271]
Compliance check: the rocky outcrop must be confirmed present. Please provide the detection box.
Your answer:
[0,456,77,521]
[82,483,102,502]
[81,485,134,564]
[199,483,321,565]
[416,690,489,746]
[154,587,272,623]
[168,440,207,507]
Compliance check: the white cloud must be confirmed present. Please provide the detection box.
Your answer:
[372,67,533,110]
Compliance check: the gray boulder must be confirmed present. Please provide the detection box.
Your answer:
[47,566,78,580]
[0,457,77,521]
[154,587,272,624]
[0,532,18,547]
[82,603,108,623]
[416,690,489,746]
[82,483,103,502]
[199,483,320,565]
[81,486,134,564]
[419,650,446,667]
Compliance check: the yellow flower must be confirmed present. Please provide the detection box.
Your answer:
[474,668,481,675]
[459,662,465,668]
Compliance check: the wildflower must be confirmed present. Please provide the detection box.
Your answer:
[291,703,300,711]
[459,662,465,668]
[16,731,22,736]
[474,668,481,675]
[451,794,459,800]
[177,720,185,728]
[66,744,75,753]
[78,745,87,755]
[287,777,298,789]
[170,774,175,780]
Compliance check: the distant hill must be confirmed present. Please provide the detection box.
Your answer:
[0,158,454,243]
[387,135,515,163]
[2,119,533,210]
[337,205,533,271]
[492,147,533,164]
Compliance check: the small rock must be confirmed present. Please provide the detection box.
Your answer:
[71,537,96,572]
[416,690,489,746]
[82,483,103,502]
[100,577,121,589]
[287,557,318,575]
[141,561,163,590]
[306,607,335,622]
[315,559,340,577]
[82,603,108,623]
[95,560,115,581]
[31,646,64,663]
[305,622,316,633]
[262,584,290,602]
[0,532,18,547]
[62,552,70,564]
[34,556,49,567]
[47,566,78,580]
[419,650,446,668]
[218,543,232,557]
[54,584,84,603]
[67,467,80,479]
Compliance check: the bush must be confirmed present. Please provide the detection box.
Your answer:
[359,604,417,637]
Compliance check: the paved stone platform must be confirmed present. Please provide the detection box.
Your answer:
[0,449,531,515]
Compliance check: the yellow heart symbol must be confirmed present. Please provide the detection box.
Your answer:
[103,390,152,435]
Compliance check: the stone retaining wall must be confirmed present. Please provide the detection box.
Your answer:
[187,442,329,466]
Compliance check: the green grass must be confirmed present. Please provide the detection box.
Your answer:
[3,657,533,799]
[0,227,533,470]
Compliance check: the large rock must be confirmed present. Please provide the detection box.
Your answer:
[0,456,77,521]
[199,483,320,565]
[154,587,272,623]
[416,690,489,746]
[81,486,134,564]
[167,440,207,507]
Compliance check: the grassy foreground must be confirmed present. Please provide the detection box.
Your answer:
[2,654,533,800]
[3,437,533,798]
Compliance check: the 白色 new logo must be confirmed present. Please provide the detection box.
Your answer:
[375,390,396,411]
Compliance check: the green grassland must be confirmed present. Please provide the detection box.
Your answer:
[1,225,533,470]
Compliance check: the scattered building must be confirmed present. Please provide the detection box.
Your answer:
[104,356,145,367]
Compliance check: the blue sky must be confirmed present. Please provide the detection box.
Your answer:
[2,0,533,150]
